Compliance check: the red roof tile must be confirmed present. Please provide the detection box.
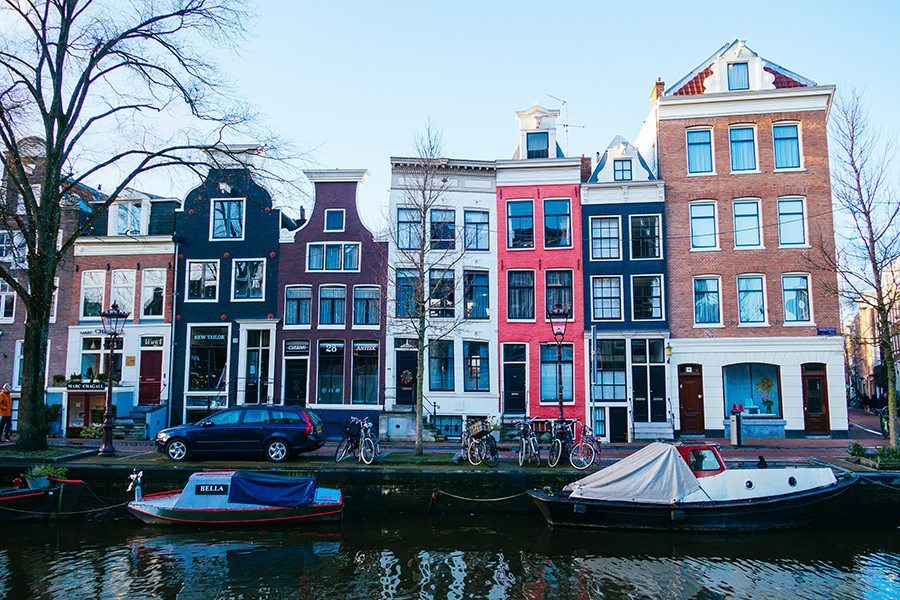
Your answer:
[764,66,805,89]
[673,65,713,96]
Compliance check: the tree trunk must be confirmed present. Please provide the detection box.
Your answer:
[16,300,51,451]
[414,320,427,456]
[878,316,897,448]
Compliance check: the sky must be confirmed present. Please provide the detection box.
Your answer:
[144,0,900,230]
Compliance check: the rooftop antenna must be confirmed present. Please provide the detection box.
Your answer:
[547,93,585,156]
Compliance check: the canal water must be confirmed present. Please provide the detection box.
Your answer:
[0,516,897,599]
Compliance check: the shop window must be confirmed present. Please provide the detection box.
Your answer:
[187,327,227,392]
[723,363,781,416]
[540,343,573,403]
[317,341,345,404]
[351,342,379,404]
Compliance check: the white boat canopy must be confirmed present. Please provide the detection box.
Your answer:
[565,442,705,504]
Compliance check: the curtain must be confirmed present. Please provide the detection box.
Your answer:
[730,128,756,170]
[693,278,719,324]
[774,125,801,168]
[508,271,534,319]
[540,344,573,402]
[738,277,764,323]
[687,130,712,173]
[783,276,810,322]
[727,62,749,90]
[308,245,324,270]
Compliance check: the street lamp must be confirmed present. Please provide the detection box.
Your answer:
[547,302,570,422]
[98,303,129,456]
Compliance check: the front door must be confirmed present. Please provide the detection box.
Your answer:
[395,351,417,406]
[138,350,163,405]
[283,358,309,406]
[678,364,705,435]
[244,330,271,404]
[609,407,628,443]
[802,363,830,435]
[502,344,527,414]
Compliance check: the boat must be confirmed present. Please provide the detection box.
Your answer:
[528,442,857,532]
[127,470,343,526]
[0,477,85,522]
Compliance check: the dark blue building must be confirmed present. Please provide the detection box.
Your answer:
[169,149,291,425]
[581,137,671,443]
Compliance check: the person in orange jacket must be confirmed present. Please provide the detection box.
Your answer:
[0,384,12,441]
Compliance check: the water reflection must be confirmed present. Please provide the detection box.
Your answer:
[0,516,897,599]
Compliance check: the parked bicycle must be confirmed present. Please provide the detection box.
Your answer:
[547,418,599,470]
[569,421,600,470]
[464,417,499,467]
[516,417,541,467]
[334,416,381,465]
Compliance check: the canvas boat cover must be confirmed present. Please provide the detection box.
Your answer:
[228,471,317,508]
[564,442,702,504]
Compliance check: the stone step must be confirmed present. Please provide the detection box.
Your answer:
[633,421,675,441]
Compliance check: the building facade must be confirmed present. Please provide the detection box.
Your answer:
[275,169,385,436]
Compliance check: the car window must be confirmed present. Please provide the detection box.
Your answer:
[270,409,303,425]
[688,449,721,471]
[304,410,322,427]
[203,410,241,426]
[241,409,271,425]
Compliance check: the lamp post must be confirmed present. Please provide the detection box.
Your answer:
[547,302,570,422]
[98,303,129,456]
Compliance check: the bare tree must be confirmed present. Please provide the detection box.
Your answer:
[815,90,900,447]
[0,0,295,450]
[384,124,477,455]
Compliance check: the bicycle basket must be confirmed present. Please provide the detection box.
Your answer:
[467,418,491,439]
[344,419,361,437]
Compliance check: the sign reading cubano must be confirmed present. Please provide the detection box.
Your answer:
[284,340,310,355]
[195,483,229,495]
[66,382,106,391]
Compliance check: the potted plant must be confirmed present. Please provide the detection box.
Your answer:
[846,442,867,463]
[23,464,68,489]
[67,372,82,384]
[79,423,103,439]
[51,374,66,387]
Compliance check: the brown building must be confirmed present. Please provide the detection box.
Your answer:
[638,40,846,438]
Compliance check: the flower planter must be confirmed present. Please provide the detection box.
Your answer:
[859,457,900,471]
[25,475,50,489]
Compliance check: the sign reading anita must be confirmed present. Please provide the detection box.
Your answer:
[195,483,229,495]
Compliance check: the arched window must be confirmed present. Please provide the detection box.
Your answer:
[723,363,781,416]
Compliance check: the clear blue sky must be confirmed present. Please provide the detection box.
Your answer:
[156,0,900,229]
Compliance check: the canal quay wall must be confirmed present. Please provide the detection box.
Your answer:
[0,462,897,520]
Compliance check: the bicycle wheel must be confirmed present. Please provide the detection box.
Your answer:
[483,439,499,467]
[569,442,596,470]
[518,438,527,467]
[467,439,485,466]
[548,438,562,468]
[530,435,541,466]
[334,437,353,463]
[360,437,377,465]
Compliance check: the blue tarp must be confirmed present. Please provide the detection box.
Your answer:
[228,471,317,508]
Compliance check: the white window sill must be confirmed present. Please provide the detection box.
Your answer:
[589,257,623,262]
[209,237,245,242]
[0,319,13,325]
[592,318,625,323]
[231,298,266,303]
[690,247,721,252]
[283,325,312,330]
[631,256,663,261]
[729,169,761,175]
[774,167,806,173]
[543,246,575,251]
[734,246,765,251]
[693,323,724,329]
[633,317,666,322]
[783,321,816,327]
[352,324,381,330]
[184,299,219,303]
[317,324,346,330]
[538,401,576,406]
[505,247,536,252]
[507,319,536,323]
[686,172,717,177]
[738,322,770,328]
[778,244,811,249]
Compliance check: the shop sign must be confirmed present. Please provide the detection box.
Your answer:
[66,382,105,391]
[353,341,379,355]
[817,328,837,336]
[191,329,227,345]
[125,356,136,367]
[141,336,164,348]
[320,341,344,353]
[284,340,310,356]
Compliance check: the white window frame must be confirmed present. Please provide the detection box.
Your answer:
[111,269,136,315]
[209,197,246,242]
[463,209,490,251]
[630,274,666,322]
[352,284,382,329]
[230,258,267,302]
[113,200,144,236]
[685,126,715,176]
[782,272,815,326]
[16,184,41,215]
[613,158,633,182]
[12,339,24,390]
[505,199,535,251]
[283,284,312,329]
[732,198,764,249]
[80,270,105,320]
[689,201,719,251]
[590,275,624,322]
[318,283,348,329]
[727,61,750,91]
[544,268,575,322]
[323,208,346,233]
[772,121,805,172]
[737,273,769,327]
[628,213,663,261]
[777,196,809,248]
[692,275,723,327]
[140,268,166,319]
[589,215,622,262]
[49,277,59,323]
[0,280,15,324]
[506,268,536,323]
[728,123,759,174]
[543,198,573,250]
[183,322,231,422]
[185,259,220,303]
[305,242,362,273]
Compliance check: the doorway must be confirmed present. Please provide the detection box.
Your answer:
[802,363,830,435]
[138,349,163,405]
[609,406,628,443]
[395,350,417,407]
[283,358,309,407]
[243,330,271,404]
[502,344,527,415]
[66,393,106,437]
[678,364,705,436]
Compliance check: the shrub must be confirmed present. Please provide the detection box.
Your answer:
[79,423,103,439]
[846,442,868,458]
[875,445,900,462]
[24,464,68,479]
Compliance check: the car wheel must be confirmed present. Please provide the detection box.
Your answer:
[266,439,290,463]
[166,439,190,462]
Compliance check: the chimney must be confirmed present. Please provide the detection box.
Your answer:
[298,206,306,226]
[580,155,592,183]
[650,77,665,107]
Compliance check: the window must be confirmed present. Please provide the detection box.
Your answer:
[395,269,417,318]
[506,201,534,249]
[211,199,243,239]
[429,269,454,318]
[730,127,757,171]
[81,270,105,318]
[540,343,573,403]
[774,124,801,169]
[116,202,142,235]
[12,340,23,390]
[206,410,242,425]
[543,199,571,248]
[723,363,781,416]
[324,209,345,232]
[187,260,218,301]
[80,336,122,382]
[727,62,749,90]
[284,286,312,326]
[351,342,379,404]
[591,276,622,321]
[507,271,534,320]
[613,159,632,181]
[187,327,228,391]
[630,339,667,423]
[141,269,165,317]
[545,270,573,318]
[464,210,489,250]
[50,277,58,323]
[630,215,661,259]
[15,184,41,215]
[733,200,761,248]
[430,209,455,249]
[526,131,549,159]
[689,203,717,249]
[111,270,135,314]
[633,275,663,320]
[590,216,620,260]
[693,277,721,325]
[353,286,381,326]
[738,275,766,324]
[686,129,713,174]
[591,339,626,402]
[317,341,344,404]
[463,341,489,392]
[783,275,811,323]
[777,198,806,246]
[318,286,346,326]
[429,340,454,391]
[242,408,270,425]
[397,208,421,250]
[232,259,265,300]
[0,281,15,322]
[307,243,360,271]
[463,271,489,320]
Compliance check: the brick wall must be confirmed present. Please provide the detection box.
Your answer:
[70,254,175,325]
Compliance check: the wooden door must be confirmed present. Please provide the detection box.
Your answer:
[395,351,417,406]
[678,364,705,435]
[283,358,309,406]
[609,407,628,443]
[138,350,163,405]
[802,363,830,435]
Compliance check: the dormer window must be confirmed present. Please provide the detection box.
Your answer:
[727,62,750,91]
[526,132,549,159]
[613,159,633,182]
[211,198,244,240]
[324,209,345,232]
[115,201,142,235]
